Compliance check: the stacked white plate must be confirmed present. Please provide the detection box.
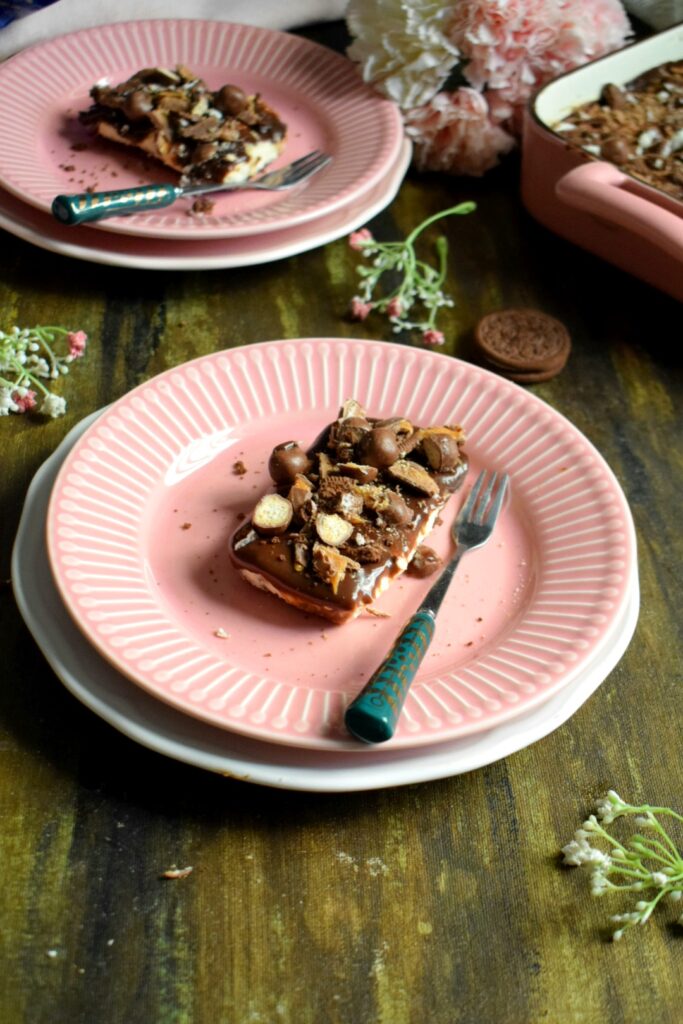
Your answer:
[13,338,639,791]
[0,19,409,269]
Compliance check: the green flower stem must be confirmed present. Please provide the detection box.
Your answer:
[350,203,475,338]
[404,202,476,247]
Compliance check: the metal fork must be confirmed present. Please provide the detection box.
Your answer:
[51,150,332,226]
[345,470,511,744]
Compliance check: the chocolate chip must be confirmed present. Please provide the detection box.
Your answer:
[215,84,247,116]
[268,442,313,486]
[123,89,154,120]
[382,492,412,526]
[601,83,628,110]
[601,136,631,164]
[359,427,401,469]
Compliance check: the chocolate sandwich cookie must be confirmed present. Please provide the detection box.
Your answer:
[474,308,571,381]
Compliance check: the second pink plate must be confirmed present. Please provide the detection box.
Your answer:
[46,339,636,751]
[0,19,403,240]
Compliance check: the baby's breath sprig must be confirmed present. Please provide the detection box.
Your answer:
[0,325,87,418]
[562,790,683,941]
[347,202,476,346]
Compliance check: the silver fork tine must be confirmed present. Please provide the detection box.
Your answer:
[473,471,497,524]
[283,149,323,171]
[281,153,330,184]
[484,473,509,527]
[276,152,323,178]
[457,470,485,522]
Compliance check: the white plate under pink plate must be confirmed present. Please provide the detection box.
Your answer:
[0,19,403,240]
[46,338,636,751]
[13,414,640,791]
[0,140,411,270]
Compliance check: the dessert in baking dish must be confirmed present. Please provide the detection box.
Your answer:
[556,60,683,201]
[230,400,468,624]
[79,65,287,184]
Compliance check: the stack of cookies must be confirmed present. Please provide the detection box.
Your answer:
[473,309,571,383]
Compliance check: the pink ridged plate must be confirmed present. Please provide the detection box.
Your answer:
[46,339,636,751]
[0,19,403,240]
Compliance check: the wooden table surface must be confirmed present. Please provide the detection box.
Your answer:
[1,22,682,1024]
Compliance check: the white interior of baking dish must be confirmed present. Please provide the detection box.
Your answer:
[534,22,683,126]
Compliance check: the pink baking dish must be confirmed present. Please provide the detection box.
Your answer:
[522,23,683,302]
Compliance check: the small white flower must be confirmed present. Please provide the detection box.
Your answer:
[590,871,611,896]
[595,791,627,825]
[612,929,624,941]
[0,388,17,415]
[651,872,668,887]
[30,356,50,377]
[666,890,682,903]
[40,393,66,418]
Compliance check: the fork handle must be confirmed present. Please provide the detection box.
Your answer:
[344,609,436,744]
[52,184,181,225]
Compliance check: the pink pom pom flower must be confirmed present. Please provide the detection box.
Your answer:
[348,229,374,252]
[350,296,373,321]
[449,0,632,134]
[423,329,446,346]
[405,87,515,176]
[12,389,37,413]
[67,330,88,359]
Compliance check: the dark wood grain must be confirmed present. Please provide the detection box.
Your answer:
[1,22,682,1024]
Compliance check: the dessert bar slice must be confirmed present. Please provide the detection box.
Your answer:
[230,400,468,624]
[79,65,286,185]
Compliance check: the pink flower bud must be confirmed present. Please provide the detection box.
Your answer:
[350,297,373,321]
[348,228,374,252]
[422,329,445,346]
[67,330,88,358]
[387,297,403,319]
[13,389,37,413]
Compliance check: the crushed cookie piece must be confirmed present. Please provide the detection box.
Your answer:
[233,460,248,476]
[181,522,192,530]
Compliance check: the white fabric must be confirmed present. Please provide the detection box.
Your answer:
[623,0,683,28]
[0,0,347,61]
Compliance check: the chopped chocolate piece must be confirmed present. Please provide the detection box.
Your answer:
[407,545,443,579]
[388,460,440,496]
[288,474,314,517]
[230,400,467,623]
[190,196,216,217]
[315,513,354,547]
[422,432,461,472]
[233,459,248,476]
[335,490,364,519]
[79,65,286,186]
[334,462,379,484]
[382,491,413,526]
[312,543,360,594]
[252,494,293,536]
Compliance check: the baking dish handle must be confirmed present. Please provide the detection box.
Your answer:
[555,161,683,261]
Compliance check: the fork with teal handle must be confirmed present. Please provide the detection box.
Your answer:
[51,150,331,225]
[344,470,510,744]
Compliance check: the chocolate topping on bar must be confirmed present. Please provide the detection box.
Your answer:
[79,65,286,185]
[231,400,468,623]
